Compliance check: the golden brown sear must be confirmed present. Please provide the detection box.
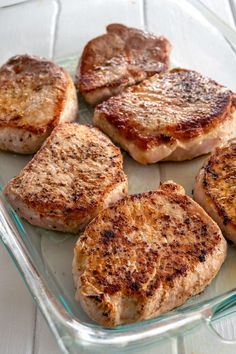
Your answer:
[73,181,226,327]
[76,23,171,104]
[94,69,236,164]
[0,54,78,153]
[194,138,236,244]
[4,123,128,232]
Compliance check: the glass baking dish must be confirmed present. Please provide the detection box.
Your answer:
[1,0,236,353]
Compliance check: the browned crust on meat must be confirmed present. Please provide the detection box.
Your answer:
[78,191,221,295]
[0,54,73,134]
[74,182,226,325]
[76,23,171,98]
[94,69,234,150]
[197,139,236,230]
[4,123,127,232]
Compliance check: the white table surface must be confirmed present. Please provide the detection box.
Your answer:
[0,0,236,353]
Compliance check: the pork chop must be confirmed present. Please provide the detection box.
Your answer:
[4,123,127,233]
[73,181,226,327]
[194,138,236,245]
[94,69,236,164]
[0,54,78,154]
[76,23,171,105]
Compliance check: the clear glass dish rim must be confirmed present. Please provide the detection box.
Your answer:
[2,189,236,350]
[0,0,236,352]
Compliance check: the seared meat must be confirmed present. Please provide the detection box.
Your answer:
[194,138,236,245]
[76,23,171,105]
[4,123,127,233]
[0,54,78,154]
[73,181,226,327]
[94,69,236,164]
